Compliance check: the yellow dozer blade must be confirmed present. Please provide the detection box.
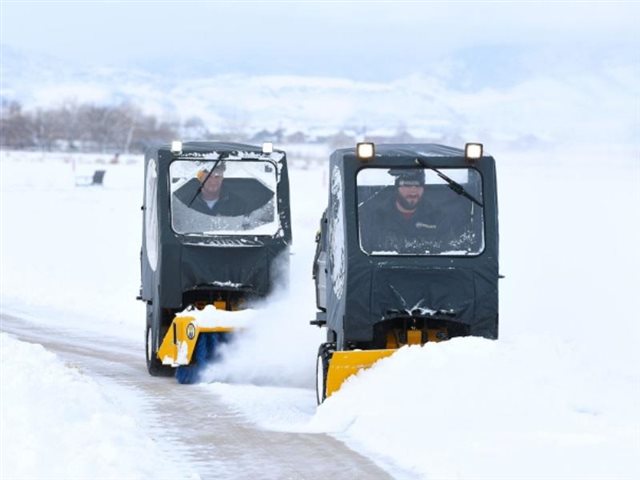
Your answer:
[326,349,396,398]
[324,327,448,398]
[157,314,234,366]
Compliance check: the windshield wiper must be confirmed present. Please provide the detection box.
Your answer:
[413,157,484,208]
[188,158,223,207]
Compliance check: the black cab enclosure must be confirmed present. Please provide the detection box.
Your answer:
[140,141,291,378]
[314,144,499,351]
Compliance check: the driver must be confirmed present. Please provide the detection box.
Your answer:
[359,169,453,253]
[174,162,248,216]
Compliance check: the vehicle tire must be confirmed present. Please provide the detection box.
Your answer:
[316,343,335,405]
[145,305,174,377]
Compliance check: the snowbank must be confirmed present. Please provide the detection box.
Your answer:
[0,333,199,480]
[311,337,638,479]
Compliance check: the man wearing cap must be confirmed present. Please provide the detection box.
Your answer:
[174,162,248,217]
[359,168,453,254]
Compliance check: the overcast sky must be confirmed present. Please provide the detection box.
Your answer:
[2,1,639,80]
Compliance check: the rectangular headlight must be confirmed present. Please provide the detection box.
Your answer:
[356,142,375,161]
[170,140,183,154]
[465,143,483,159]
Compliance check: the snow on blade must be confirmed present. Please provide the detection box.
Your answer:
[181,304,255,329]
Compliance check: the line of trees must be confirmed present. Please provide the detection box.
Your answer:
[1,99,459,154]
[0,100,180,153]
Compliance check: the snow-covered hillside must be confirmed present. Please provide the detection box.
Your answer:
[1,146,638,479]
[2,44,638,148]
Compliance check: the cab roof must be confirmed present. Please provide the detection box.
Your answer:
[336,143,468,158]
[157,141,269,154]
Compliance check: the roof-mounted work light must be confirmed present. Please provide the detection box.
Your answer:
[170,140,183,155]
[465,143,483,160]
[262,142,274,154]
[356,142,375,161]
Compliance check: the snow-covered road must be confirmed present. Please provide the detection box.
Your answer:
[1,312,393,479]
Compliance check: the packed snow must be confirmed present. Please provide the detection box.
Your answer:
[0,332,200,480]
[1,146,639,479]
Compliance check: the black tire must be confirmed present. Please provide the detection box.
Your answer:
[145,305,174,377]
[315,343,335,405]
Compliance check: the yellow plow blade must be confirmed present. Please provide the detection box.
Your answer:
[157,315,234,366]
[326,349,396,398]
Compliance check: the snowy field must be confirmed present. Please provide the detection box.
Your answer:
[1,146,639,479]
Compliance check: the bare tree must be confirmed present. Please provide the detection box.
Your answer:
[1,100,180,153]
[0,100,34,149]
[54,100,83,150]
[31,108,61,151]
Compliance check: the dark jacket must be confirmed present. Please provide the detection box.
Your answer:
[174,179,248,217]
[359,190,455,254]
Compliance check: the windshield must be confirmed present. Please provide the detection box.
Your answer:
[170,159,279,236]
[357,167,484,256]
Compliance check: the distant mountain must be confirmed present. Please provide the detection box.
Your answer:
[1,44,637,148]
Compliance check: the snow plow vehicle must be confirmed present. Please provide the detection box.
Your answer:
[139,141,291,383]
[312,143,499,403]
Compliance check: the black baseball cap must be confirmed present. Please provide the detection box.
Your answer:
[389,168,425,187]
